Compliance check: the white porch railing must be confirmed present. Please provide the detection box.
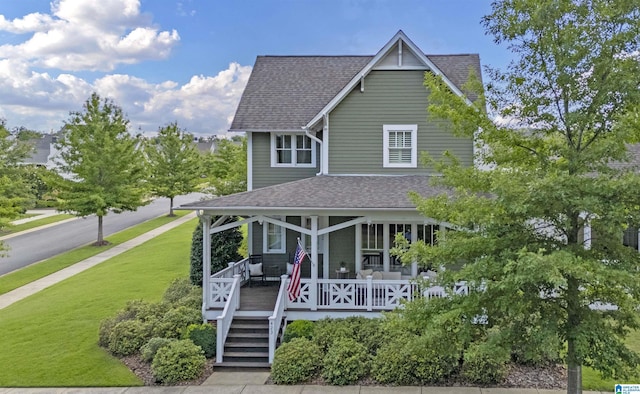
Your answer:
[212,257,249,279]
[268,275,289,363]
[285,276,469,311]
[215,274,241,363]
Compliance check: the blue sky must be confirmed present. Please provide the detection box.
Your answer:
[0,0,513,136]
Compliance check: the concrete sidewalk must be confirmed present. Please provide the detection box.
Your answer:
[11,210,61,225]
[0,383,607,393]
[0,212,197,310]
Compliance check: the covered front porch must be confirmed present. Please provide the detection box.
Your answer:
[178,175,463,363]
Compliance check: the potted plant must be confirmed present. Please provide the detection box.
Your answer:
[339,261,347,272]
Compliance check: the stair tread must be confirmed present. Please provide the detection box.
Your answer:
[231,323,268,328]
[227,332,269,338]
[225,342,268,348]
[215,361,270,368]
[224,351,269,357]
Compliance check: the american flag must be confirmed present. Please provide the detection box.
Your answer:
[287,241,307,301]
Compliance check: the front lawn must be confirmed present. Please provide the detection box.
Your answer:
[0,217,197,387]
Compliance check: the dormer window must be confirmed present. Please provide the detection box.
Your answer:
[383,124,417,168]
[271,133,315,167]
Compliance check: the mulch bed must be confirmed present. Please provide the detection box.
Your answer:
[123,354,566,389]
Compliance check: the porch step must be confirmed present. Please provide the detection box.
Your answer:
[221,316,274,368]
[214,361,271,370]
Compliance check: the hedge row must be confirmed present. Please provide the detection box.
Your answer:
[272,316,555,386]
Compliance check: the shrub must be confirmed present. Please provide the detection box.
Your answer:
[371,332,460,385]
[346,316,386,355]
[282,320,314,343]
[98,317,117,348]
[153,305,202,339]
[151,340,206,384]
[312,318,356,352]
[321,337,369,385]
[190,219,243,286]
[163,278,199,305]
[184,323,216,358]
[409,333,460,384]
[510,324,561,366]
[371,337,416,385]
[462,340,510,384]
[271,338,322,384]
[108,319,153,356]
[141,337,175,363]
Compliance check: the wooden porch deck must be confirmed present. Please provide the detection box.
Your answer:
[238,282,280,311]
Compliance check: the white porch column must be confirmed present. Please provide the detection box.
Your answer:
[355,222,362,273]
[202,215,212,313]
[322,216,329,279]
[310,215,318,311]
[411,223,418,277]
[383,223,390,272]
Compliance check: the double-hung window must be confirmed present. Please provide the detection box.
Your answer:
[271,133,315,167]
[383,124,417,168]
[264,217,286,253]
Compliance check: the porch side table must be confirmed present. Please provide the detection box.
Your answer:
[335,269,350,279]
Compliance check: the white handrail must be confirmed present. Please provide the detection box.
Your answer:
[212,257,249,279]
[268,275,289,363]
[215,274,241,363]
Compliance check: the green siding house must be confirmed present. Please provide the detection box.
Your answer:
[184,30,480,279]
[179,31,481,364]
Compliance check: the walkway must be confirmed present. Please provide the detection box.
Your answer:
[0,381,607,393]
[0,212,196,310]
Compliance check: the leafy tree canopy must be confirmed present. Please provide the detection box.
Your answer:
[146,122,202,216]
[0,119,36,254]
[202,137,247,196]
[400,1,640,393]
[54,92,148,245]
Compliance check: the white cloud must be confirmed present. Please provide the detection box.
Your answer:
[0,1,248,136]
[0,0,180,72]
[0,62,251,136]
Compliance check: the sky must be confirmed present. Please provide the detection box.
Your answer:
[0,0,514,137]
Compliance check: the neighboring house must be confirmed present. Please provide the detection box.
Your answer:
[179,30,480,364]
[22,133,57,167]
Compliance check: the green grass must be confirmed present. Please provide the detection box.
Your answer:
[582,329,640,390]
[1,214,76,235]
[0,210,190,296]
[0,216,197,387]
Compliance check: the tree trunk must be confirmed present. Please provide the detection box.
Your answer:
[169,196,175,217]
[567,354,582,394]
[566,276,582,394]
[96,215,104,246]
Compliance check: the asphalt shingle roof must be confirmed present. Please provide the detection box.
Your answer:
[229,54,481,131]
[180,175,451,212]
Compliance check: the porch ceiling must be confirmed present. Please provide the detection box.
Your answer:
[178,175,452,216]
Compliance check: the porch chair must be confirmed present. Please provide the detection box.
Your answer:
[248,254,265,287]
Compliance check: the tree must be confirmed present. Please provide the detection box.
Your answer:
[146,122,202,216]
[189,217,243,286]
[400,2,640,393]
[54,93,148,246]
[202,137,247,196]
[0,119,36,254]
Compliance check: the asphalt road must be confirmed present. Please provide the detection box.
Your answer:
[0,193,205,276]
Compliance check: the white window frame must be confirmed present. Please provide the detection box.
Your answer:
[270,133,316,167]
[263,217,286,254]
[383,124,418,168]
